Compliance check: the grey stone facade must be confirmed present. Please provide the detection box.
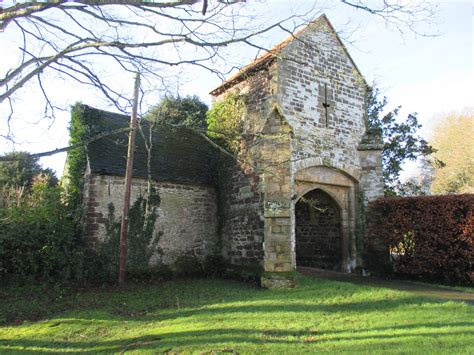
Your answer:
[211,14,384,283]
[80,15,383,284]
[83,173,218,265]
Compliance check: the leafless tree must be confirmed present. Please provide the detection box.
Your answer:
[0,0,436,144]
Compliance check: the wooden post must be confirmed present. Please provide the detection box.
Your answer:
[118,72,140,286]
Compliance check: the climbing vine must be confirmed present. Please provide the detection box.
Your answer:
[63,103,104,214]
[91,187,162,280]
[206,93,245,153]
[63,104,87,212]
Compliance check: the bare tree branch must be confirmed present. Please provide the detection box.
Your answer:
[0,0,437,141]
[340,0,438,36]
[0,1,200,29]
[0,127,131,161]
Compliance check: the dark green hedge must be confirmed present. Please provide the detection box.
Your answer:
[0,183,82,283]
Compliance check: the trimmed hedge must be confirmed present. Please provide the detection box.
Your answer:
[366,194,473,285]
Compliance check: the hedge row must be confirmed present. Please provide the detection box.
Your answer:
[366,194,473,285]
[0,183,83,283]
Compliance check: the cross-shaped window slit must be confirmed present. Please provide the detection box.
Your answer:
[322,83,330,127]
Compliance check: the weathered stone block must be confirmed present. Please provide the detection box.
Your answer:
[261,273,296,289]
[277,252,290,261]
[274,217,291,226]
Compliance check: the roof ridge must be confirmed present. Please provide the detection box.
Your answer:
[209,14,366,96]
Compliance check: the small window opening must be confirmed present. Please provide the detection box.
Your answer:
[322,83,331,127]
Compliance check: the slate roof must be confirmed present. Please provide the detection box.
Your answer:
[82,104,217,186]
[209,14,366,96]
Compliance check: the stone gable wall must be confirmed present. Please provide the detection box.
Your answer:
[83,173,218,265]
[276,21,368,175]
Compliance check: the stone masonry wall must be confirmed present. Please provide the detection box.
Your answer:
[273,18,384,273]
[359,149,384,202]
[295,189,342,270]
[212,16,384,277]
[358,128,385,202]
[276,19,368,178]
[215,67,275,267]
[218,160,264,266]
[260,110,293,272]
[83,173,218,265]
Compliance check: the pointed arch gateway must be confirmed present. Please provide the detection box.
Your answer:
[295,188,343,270]
[293,163,360,272]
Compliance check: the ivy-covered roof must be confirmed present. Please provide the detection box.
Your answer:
[80,104,217,186]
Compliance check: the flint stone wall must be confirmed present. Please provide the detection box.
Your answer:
[214,67,275,268]
[218,159,264,267]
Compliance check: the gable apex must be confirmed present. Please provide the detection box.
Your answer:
[210,14,366,96]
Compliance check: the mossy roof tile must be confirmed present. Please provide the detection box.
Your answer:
[82,105,217,186]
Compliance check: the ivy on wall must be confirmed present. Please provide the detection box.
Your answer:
[63,103,103,214]
[89,188,162,280]
[207,93,245,259]
[207,93,245,153]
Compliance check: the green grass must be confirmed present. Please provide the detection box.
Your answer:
[0,275,472,354]
[404,280,474,294]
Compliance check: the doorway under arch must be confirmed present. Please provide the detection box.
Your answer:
[295,189,342,270]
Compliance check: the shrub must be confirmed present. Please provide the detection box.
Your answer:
[0,177,82,283]
[202,254,228,278]
[366,194,473,285]
[206,93,244,153]
[173,255,204,277]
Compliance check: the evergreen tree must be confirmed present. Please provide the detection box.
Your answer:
[0,151,58,189]
[367,87,437,196]
[146,95,208,130]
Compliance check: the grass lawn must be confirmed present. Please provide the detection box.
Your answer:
[0,275,472,354]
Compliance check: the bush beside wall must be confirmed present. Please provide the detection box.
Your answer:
[366,194,473,285]
[0,181,82,284]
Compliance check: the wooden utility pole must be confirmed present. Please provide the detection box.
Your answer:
[118,72,140,286]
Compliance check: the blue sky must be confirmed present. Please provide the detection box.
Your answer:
[0,0,472,177]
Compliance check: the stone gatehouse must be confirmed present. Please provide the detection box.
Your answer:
[77,14,383,283]
[210,14,383,274]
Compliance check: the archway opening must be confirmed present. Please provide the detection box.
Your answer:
[295,189,342,270]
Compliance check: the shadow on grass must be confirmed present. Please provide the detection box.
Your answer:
[0,276,467,325]
[68,293,447,323]
[0,324,472,353]
[1,277,472,353]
